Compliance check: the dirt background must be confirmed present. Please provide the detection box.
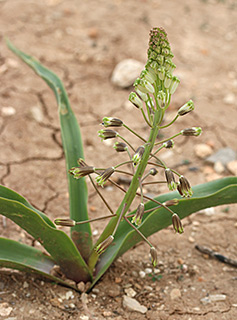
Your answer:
[0,0,237,319]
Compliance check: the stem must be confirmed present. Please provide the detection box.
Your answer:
[124,216,153,248]
[114,160,133,169]
[112,203,127,236]
[75,214,117,225]
[159,114,179,129]
[154,132,182,146]
[123,124,146,143]
[117,134,136,152]
[141,108,152,127]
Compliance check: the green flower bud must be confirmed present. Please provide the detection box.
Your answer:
[129,92,143,108]
[132,203,145,226]
[163,140,174,149]
[98,129,118,140]
[165,59,176,73]
[149,168,158,176]
[140,69,156,84]
[136,88,149,102]
[164,72,172,89]
[172,213,184,234]
[165,168,177,191]
[157,90,166,108]
[102,117,123,127]
[164,199,179,206]
[134,78,155,94]
[113,142,128,152]
[95,167,115,187]
[150,247,158,267]
[149,60,159,73]
[177,175,193,197]
[178,100,194,116]
[54,218,76,227]
[69,165,95,179]
[132,146,145,166]
[169,76,180,94]
[157,67,166,80]
[96,235,114,254]
[181,127,202,137]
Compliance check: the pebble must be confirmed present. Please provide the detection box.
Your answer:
[145,268,152,274]
[227,160,237,175]
[107,284,121,297]
[170,288,181,300]
[122,295,147,314]
[0,303,13,317]
[1,106,16,117]
[30,106,44,122]
[194,144,213,159]
[124,287,137,297]
[77,281,86,292]
[188,236,195,243]
[23,281,29,288]
[139,270,146,278]
[80,316,89,320]
[111,59,144,88]
[206,147,236,166]
[65,290,74,300]
[214,161,225,174]
[223,93,235,105]
[201,294,226,304]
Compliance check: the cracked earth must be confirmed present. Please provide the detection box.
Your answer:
[0,0,237,319]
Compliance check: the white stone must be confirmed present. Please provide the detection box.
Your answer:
[123,295,147,314]
[227,160,237,175]
[194,144,213,159]
[170,288,181,300]
[209,294,226,302]
[144,268,152,274]
[1,106,16,116]
[223,93,235,105]
[111,59,144,88]
[31,106,44,122]
[214,161,225,174]
[23,281,29,288]
[124,287,137,297]
[139,270,146,278]
[65,290,74,300]
[0,303,13,317]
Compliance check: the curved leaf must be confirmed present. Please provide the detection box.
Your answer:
[90,177,237,289]
[0,196,92,283]
[7,39,92,259]
[0,237,78,290]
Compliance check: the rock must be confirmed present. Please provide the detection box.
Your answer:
[65,290,74,300]
[145,267,152,274]
[170,288,181,300]
[214,161,225,174]
[107,284,121,297]
[23,281,29,288]
[1,106,16,116]
[223,93,235,105]
[188,236,195,243]
[123,295,147,314]
[206,147,236,166]
[227,160,237,175]
[124,287,137,297]
[139,270,146,278]
[30,106,44,122]
[194,144,213,159]
[111,59,144,88]
[209,294,226,302]
[200,296,211,305]
[77,281,85,292]
[0,303,13,317]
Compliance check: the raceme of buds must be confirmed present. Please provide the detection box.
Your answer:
[181,127,202,137]
[149,168,158,176]
[102,117,123,127]
[129,92,143,108]
[178,100,194,116]
[165,168,177,191]
[70,165,95,179]
[113,142,128,152]
[172,213,184,234]
[132,146,145,166]
[95,167,115,187]
[54,218,76,227]
[177,175,193,197]
[132,203,145,226]
[163,140,174,149]
[98,129,118,140]
[96,235,114,254]
[150,247,158,267]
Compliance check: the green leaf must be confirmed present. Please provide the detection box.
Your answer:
[0,196,92,283]
[90,177,237,289]
[6,39,92,260]
[0,237,78,290]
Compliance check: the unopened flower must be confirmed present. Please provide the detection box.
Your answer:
[113,142,128,152]
[165,59,176,73]
[132,146,145,166]
[69,165,95,179]
[177,175,193,197]
[169,76,180,94]
[129,92,143,108]
[163,140,174,149]
[150,247,158,267]
[102,117,123,127]
[164,72,172,89]
[136,88,149,102]
[54,218,76,227]
[140,69,156,84]
[132,203,145,226]
[157,90,166,108]
[165,168,177,191]
[181,127,202,137]
[98,129,118,140]
[178,100,194,116]
[149,168,158,176]
[164,199,179,206]
[134,78,155,94]
[172,213,184,234]
[157,66,166,80]
[96,235,114,254]
[95,167,115,187]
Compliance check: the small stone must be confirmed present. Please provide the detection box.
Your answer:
[170,288,181,300]
[80,316,89,320]
[188,236,195,243]
[206,148,236,166]
[223,93,235,105]
[1,106,16,116]
[214,161,225,174]
[194,144,213,159]
[227,160,237,175]
[111,59,144,88]
[23,281,29,288]
[103,311,112,317]
[139,271,146,278]
[123,295,147,314]
[124,287,137,297]
[87,28,99,39]
[92,229,98,236]
[0,303,13,317]
[91,288,100,294]
[209,294,226,302]
[65,290,74,300]
[69,303,76,309]
[200,296,211,305]
[108,284,121,297]
[145,268,152,274]
[30,106,44,122]
[77,281,85,292]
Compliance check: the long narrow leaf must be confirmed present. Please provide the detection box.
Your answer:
[0,238,78,289]
[0,196,92,282]
[7,39,92,259]
[90,177,237,289]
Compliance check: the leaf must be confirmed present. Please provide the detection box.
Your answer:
[90,177,237,289]
[0,196,92,283]
[6,39,92,259]
[0,237,78,290]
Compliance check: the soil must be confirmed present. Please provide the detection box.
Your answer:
[0,0,237,319]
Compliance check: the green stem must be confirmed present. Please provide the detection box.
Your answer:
[154,132,182,146]
[117,134,136,152]
[123,124,146,143]
[124,216,153,248]
[159,114,179,129]
[141,108,152,127]
[75,214,117,225]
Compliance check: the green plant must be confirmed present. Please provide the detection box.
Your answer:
[1,28,237,291]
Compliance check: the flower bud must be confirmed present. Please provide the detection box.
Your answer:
[140,69,156,84]
[129,92,143,108]
[136,88,149,102]
[132,203,145,226]
[150,247,158,267]
[157,66,165,80]
[132,146,145,166]
[169,76,180,94]
[96,235,114,254]
[69,165,95,179]
[149,168,158,176]
[134,78,155,94]
[54,218,76,227]
[177,175,193,197]
[163,140,174,149]
[172,213,184,234]
[165,168,177,191]
[164,199,179,206]
[164,72,172,89]
[181,127,202,137]
[102,117,123,127]
[178,100,194,116]
[113,142,127,152]
[157,90,166,108]
[165,59,176,73]
[98,129,118,140]
[95,167,115,187]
